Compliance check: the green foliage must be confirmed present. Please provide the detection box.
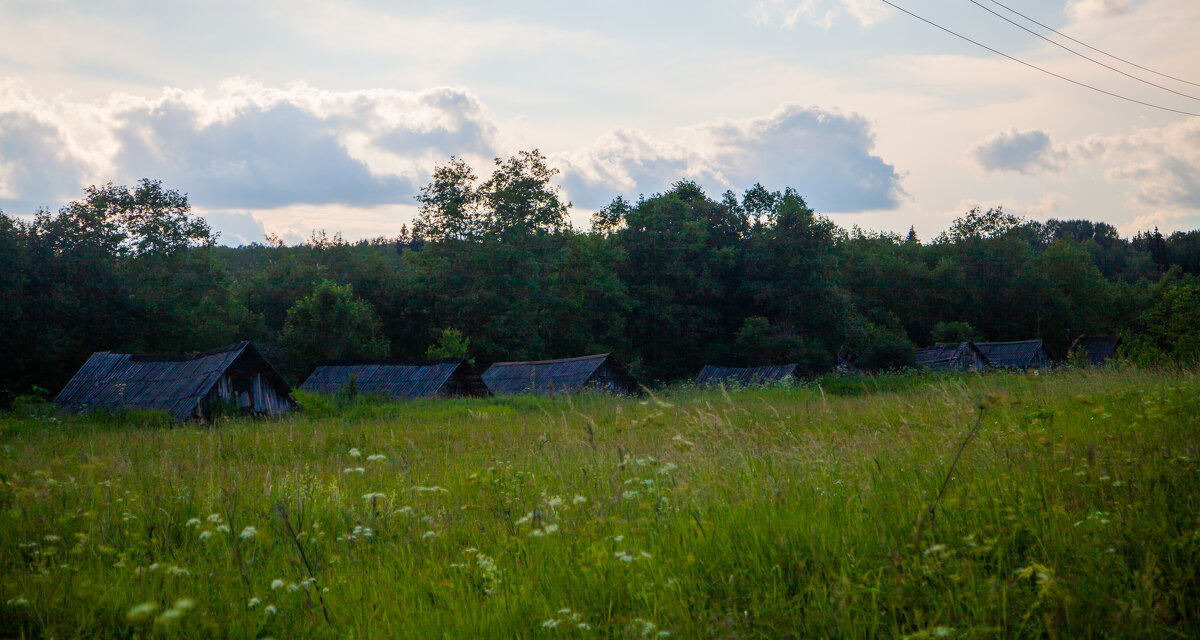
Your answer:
[426,328,471,360]
[1129,273,1200,364]
[2,369,1197,638]
[278,280,390,378]
[931,321,980,343]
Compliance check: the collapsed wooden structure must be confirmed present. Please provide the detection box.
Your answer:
[299,358,490,399]
[975,340,1053,370]
[1071,336,1121,366]
[914,342,990,372]
[696,364,800,386]
[482,354,639,395]
[54,342,295,420]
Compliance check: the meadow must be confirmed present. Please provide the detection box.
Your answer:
[0,367,1197,638]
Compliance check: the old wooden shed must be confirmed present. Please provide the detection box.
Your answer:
[54,342,295,420]
[915,342,990,372]
[299,358,490,399]
[482,354,639,395]
[1072,336,1121,366]
[696,364,800,387]
[976,340,1053,370]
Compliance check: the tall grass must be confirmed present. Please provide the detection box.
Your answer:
[0,367,1197,638]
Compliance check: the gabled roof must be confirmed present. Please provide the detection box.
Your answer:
[1071,336,1121,366]
[299,358,490,398]
[975,340,1051,368]
[482,353,638,395]
[696,364,799,386]
[915,342,988,370]
[54,342,293,420]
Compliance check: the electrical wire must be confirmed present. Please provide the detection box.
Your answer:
[876,0,1200,117]
[967,0,1200,102]
[985,0,1200,89]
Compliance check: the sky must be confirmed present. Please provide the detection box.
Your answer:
[0,0,1197,245]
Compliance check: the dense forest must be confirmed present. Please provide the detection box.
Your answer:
[3,149,1199,405]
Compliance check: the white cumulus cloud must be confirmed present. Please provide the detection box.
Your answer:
[750,0,892,28]
[1077,117,1200,209]
[558,104,904,212]
[969,129,1068,176]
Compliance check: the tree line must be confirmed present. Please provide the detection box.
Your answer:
[2,151,1199,405]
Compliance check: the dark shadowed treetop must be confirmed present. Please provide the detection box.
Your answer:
[413,150,570,241]
[35,179,214,257]
[938,206,1024,243]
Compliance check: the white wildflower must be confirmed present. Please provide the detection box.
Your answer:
[206,513,222,523]
[515,512,534,526]
[558,607,572,615]
[248,597,261,608]
[270,579,285,590]
[185,518,201,527]
[216,524,231,533]
[544,523,559,534]
[367,454,387,462]
[578,622,592,630]
[529,529,545,537]
[363,492,387,501]
[172,599,196,612]
[264,605,277,616]
[198,531,212,541]
[542,619,560,628]
[546,496,564,508]
[348,448,362,458]
[126,602,158,623]
[239,526,258,540]
[422,530,437,539]
[155,608,183,624]
[572,495,587,504]
[7,596,28,606]
[287,583,299,592]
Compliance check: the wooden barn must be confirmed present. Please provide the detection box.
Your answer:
[482,354,639,395]
[299,358,490,399]
[915,342,990,372]
[976,340,1053,370]
[696,364,800,387]
[1072,336,1121,366]
[54,342,295,420]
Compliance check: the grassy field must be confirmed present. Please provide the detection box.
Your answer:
[1,367,1198,638]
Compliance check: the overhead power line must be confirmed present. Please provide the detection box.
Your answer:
[967,0,1200,103]
[876,0,1200,118]
[984,0,1200,89]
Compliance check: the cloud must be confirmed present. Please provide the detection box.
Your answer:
[969,129,1068,175]
[0,111,92,212]
[750,0,892,28]
[200,211,270,246]
[0,80,505,214]
[1067,0,1139,20]
[1077,117,1200,209]
[559,104,904,212]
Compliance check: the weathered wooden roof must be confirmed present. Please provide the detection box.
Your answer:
[696,364,799,386]
[54,342,293,420]
[299,359,490,398]
[482,354,638,395]
[1073,336,1121,366]
[975,340,1051,368]
[915,342,988,369]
